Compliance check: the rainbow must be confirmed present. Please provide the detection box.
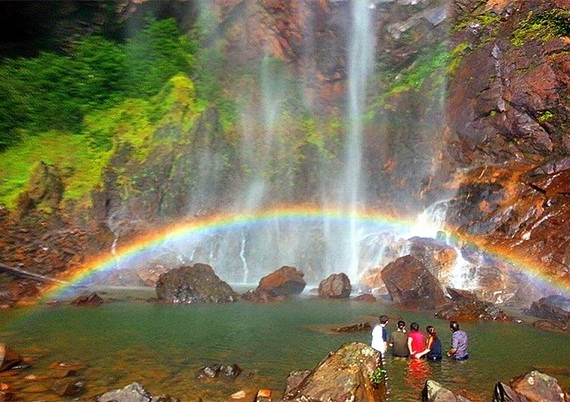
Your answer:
[40,204,570,300]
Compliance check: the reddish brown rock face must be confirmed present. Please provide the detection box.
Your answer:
[257,265,306,297]
[381,255,446,310]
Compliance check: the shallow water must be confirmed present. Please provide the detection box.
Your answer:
[1,291,569,401]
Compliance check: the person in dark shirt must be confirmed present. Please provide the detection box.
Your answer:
[389,320,409,357]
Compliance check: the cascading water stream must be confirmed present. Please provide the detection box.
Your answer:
[326,0,377,280]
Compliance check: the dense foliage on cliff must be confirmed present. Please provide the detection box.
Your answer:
[0,17,236,210]
[0,18,194,151]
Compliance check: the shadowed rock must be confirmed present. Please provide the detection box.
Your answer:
[526,295,570,323]
[436,288,510,322]
[0,344,22,372]
[51,379,85,397]
[243,266,306,302]
[408,237,458,284]
[71,292,104,306]
[156,264,237,304]
[258,266,306,297]
[318,273,351,299]
[197,363,242,380]
[422,380,472,401]
[95,382,179,402]
[493,370,566,402]
[283,342,387,402]
[381,255,446,309]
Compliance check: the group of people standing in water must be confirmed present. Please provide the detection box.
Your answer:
[371,315,469,361]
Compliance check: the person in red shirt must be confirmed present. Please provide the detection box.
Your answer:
[407,322,425,358]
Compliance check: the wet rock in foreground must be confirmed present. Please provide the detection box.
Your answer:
[283,342,387,402]
[95,382,179,402]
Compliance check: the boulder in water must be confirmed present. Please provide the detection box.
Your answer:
[95,382,179,402]
[318,273,351,299]
[283,342,387,401]
[436,288,510,322]
[197,363,242,380]
[381,255,446,309]
[257,266,306,297]
[526,295,570,323]
[155,263,238,304]
[0,344,22,372]
[421,379,472,401]
[51,379,85,397]
[71,292,104,306]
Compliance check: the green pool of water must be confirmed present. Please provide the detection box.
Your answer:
[1,292,569,401]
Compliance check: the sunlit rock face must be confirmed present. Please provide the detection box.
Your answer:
[283,342,387,402]
[381,255,446,309]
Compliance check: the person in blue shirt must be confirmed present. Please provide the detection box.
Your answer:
[447,321,469,360]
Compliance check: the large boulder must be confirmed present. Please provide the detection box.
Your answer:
[408,237,458,285]
[526,295,570,323]
[257,266,306,297]
[318,273,351,299]
[436,288,511,322]
[283,342,387,402]
[155,264,238,304]
[493,370,566,402]
[381,255,446,309]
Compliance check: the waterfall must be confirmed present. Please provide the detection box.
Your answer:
[104,1,466,290]
[325,0,377,280]
[239,231,249,284]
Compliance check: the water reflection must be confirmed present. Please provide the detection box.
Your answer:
[0,296,569,401]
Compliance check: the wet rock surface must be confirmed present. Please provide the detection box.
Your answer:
[436,288,511,322]
[283,342,387,402]
[318,272,351,299]
[95,382,180,402]
[422,379,472,402]
[0,344,22,372]
[70,292,104,307]
[381,255,446,310]
[499,370,567,402]
[243,266,306,302]
[197,363,242,380]
[155,263,238,304]
[526,295,570,323]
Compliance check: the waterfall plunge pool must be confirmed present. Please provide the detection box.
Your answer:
[1,290,569,401]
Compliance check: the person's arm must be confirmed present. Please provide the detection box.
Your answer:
[416,336,431,358]
[407,336,414,356]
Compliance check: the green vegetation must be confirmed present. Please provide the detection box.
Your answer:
[0,18,194,151]
[538,110,554,122]
[454,11,502,32]
[512,9,570,46]
[379,43,452,105]
[0,17,218,209]
[369,367,387,385]
[0,131,104,208]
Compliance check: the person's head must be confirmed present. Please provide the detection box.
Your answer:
[379,315,389,325]
[397,320,406,330]
[426,325,436,337]
[410,322,419,332]
[450,321,460,332]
